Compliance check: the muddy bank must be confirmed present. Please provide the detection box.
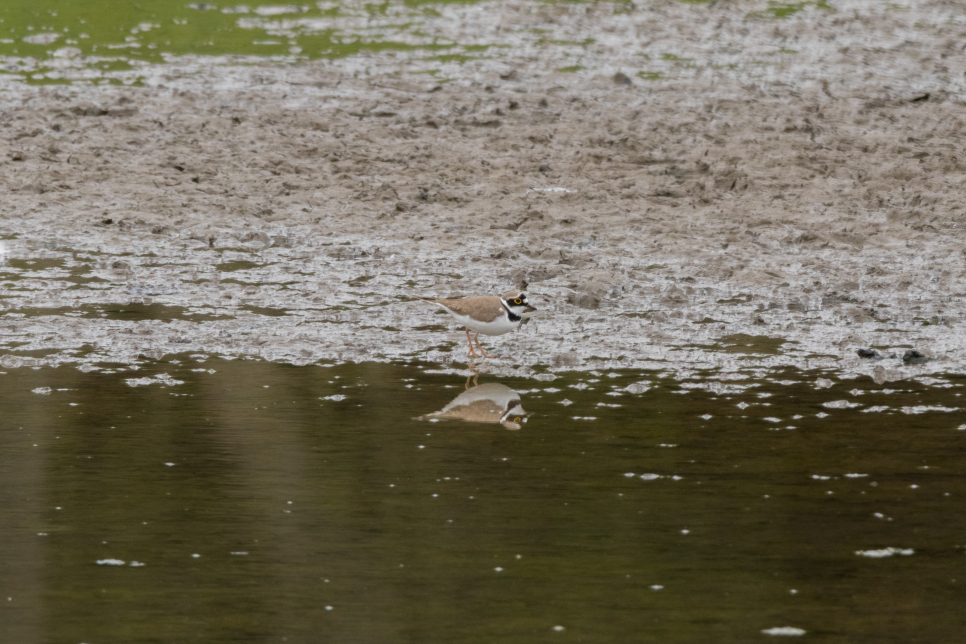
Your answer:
[1,0,965,383]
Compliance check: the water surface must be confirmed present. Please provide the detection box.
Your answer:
[2,357,965,642]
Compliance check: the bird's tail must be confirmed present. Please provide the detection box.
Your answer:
[414,295,437,302]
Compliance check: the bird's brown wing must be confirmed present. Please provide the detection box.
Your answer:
[422,296,505,323]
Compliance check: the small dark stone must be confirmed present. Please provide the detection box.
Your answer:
[499,70,519,81]
[902,350,929,365]
[101,218,114,225]
[910,93,930,103]
[71,105,109,117]
[538,98,548,108]
[508,100,519,110]
[613,72,632,86]
[857,348,879,359]
[538,164,552,174]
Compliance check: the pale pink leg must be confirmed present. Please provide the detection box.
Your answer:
[465,328,481,359]
[474,332,499,359]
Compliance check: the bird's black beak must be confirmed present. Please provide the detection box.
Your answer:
[524,305,537,313]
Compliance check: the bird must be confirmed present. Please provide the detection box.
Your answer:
[416,290,536,359]
[415,382,532,430]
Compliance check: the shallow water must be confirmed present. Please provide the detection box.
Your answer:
[0,0,824,86]
[1,0,498,85]
[2,357,965,642]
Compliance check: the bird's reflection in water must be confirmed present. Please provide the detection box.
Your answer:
[416,375,532,430]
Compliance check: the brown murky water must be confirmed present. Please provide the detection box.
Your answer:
[2,357,965,643]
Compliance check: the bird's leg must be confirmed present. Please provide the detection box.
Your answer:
[473,332,500,358]
[465,328,481,359]
[465,362,479,390]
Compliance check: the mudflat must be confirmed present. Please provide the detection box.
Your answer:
[1,0,964,382]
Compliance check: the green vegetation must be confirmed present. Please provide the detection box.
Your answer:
[0,0,500,84]
[749,0,833,19]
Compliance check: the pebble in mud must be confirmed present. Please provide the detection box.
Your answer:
[902,350,930,365]
[612,71,632,86]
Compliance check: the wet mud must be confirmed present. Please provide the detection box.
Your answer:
[1,0,965,384]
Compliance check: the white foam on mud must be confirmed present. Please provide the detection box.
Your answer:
[823,400,862,409]
[900,406,959,415]
[96,558,126,566]
[125,374,185,387]
[762,627,806,637]
[855,547,914,558]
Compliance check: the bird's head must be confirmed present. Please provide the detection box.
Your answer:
[500,403,532,430]
[502,291,537,315]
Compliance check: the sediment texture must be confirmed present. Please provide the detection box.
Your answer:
[1,0,965,381]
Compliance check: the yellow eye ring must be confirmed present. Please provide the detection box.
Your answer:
[514,298,522,304]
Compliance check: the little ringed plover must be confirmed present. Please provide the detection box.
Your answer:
[416,290,536,359]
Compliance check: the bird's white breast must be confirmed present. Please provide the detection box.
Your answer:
[444,309,518,336]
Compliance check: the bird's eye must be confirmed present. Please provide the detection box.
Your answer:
[514,417,521,423]
[514,298,522,304]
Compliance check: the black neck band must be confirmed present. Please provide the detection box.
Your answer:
[501,300,522,323]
